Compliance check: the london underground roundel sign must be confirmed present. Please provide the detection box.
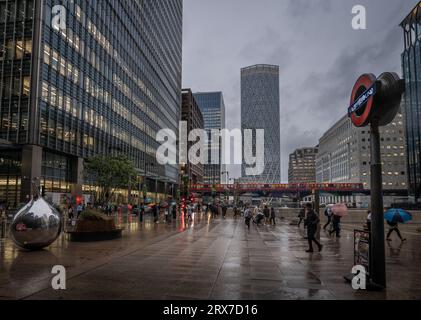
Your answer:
[348,72,404,128]
[348,73,377,127]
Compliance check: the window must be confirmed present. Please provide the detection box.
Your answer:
[15,41,24,59]
[22,77,30,96]
[24,39,32,55]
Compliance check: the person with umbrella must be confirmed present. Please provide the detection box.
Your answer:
[385,208,411,242]
[329,203,348,238]
[304,203,323,253]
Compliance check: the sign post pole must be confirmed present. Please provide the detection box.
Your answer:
[347,72,404,290]
[370,122,386,288]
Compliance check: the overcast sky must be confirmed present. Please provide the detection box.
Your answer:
[182,0,414,182]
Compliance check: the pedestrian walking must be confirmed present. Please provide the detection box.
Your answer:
[329,215,342,238]
[164,206,169,223]
[222,204,228,219]
[263,205,270,225]
[233,206,239,218]
[323,205,333,231]
[297,205,305,228]
[244,207,252,231]
[153,204,159,223]
[304,203,323,253]
[139,205,145,223]
[270,207,276,226]
[187,204,193,221]
[68,205,74,220]
[366,210,372,231]
[172,204,177,220]
[76,203,83,219]
[386,220,406,242]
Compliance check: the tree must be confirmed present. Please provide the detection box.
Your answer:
[85,155,137,205]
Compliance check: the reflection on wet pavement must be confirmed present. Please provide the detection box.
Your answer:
[0,213,420,300]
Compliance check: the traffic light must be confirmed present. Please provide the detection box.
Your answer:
[76,196,82,205]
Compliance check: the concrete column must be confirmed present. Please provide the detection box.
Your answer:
[20,145,43,202]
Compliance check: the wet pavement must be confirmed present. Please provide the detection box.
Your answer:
[0,212,420,300]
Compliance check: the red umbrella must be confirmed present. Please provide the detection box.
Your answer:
[332,203,348,217]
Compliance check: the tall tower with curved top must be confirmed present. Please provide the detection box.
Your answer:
[241,64,281,184]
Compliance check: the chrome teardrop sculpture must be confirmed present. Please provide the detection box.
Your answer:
[10,195,62,251]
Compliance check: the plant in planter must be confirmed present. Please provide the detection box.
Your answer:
[76,209,117,232]
[69,209,123,242]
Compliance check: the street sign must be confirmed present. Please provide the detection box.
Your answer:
[348,83,376,116]
[349,72,405,127]
[348,73,377,127]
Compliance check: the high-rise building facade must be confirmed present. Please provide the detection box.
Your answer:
[0,0,183,206]
[316,113,407,206]
[241,64,280,183]
[401,2,421,203]
[288,147,318,184]
[193,91,226,184]
[181,89,204,185]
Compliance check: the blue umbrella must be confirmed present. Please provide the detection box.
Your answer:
[384,208,412,224]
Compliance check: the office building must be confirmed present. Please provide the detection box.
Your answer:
[193,91,226,184]
[288,147,318,184]
[181,89,204,185]
[0,0,183,206]
[316,114,407,207]
[401,2,421,203]
[241,64,281,184]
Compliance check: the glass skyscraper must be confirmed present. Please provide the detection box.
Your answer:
[401,2,421,203]
[0,0,182,206]
[193,91,226,185]
[241,64,281,184]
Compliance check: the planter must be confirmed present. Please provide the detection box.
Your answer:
[67,210,123,242]
[67,229,123,242]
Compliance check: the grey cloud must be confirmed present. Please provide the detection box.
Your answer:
[286,0,332,16]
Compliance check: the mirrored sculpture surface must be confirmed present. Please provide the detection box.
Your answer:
[10,189,62,250]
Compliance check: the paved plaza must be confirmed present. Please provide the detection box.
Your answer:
[0,212,420,300]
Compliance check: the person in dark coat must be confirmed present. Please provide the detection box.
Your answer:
[139,205,145,223]
[270,207,276,226]
[304,203,323,253]
[298,205,305,228]
[263,205,270,225]
[329,215,342,238]
[172,204,177,220]
[153,205,159,223]
[244,207,252,231]
[323,206,333,231]
[386,220,406,242]
[222,205,228,219]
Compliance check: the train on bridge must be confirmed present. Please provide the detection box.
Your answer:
[190,183,367,194]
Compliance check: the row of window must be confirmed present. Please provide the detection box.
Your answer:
[1,76,30,97]
[0,39,32,61]
[44,44,79,84]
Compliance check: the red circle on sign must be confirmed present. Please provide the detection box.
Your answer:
[349,73,376,127]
